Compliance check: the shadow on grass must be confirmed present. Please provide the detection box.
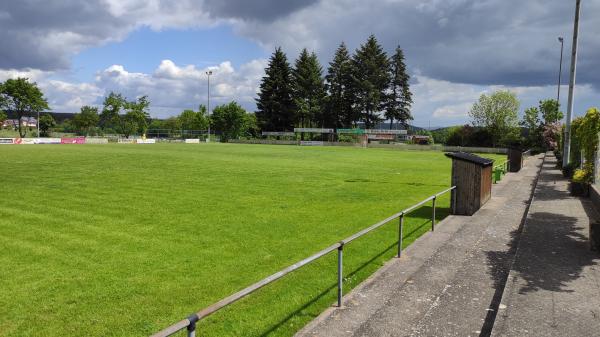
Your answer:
[257,205,451,337]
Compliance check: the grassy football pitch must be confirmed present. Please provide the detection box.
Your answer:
[0,143,503,336]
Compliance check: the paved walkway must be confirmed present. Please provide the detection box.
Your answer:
[296,155,544,337]
[491,155,600,336]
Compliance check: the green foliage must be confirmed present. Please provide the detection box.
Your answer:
[574,107,600,166]
[99,92,126,130]
[572,163,593,184]
[125,95,151,135]
[325,42,355,128]
[100,92,151,137]
[539,99,563,124]
[38,114,56,136]
[292,49,326,127]
[468,90,520,147]
[352,35,390,128]
[431,126,460,145]
[521,107,543,148]
[0,77,50,137]
[179,106,208,132]
[73,106,100,136]
[385,45,413,129]
[256,47,295,131]
[211,101,251,142]
[0,110,7,126]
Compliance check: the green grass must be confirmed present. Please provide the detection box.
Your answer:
[0,143,504,337]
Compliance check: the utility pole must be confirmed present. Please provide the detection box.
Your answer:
[562,0,581,168]
[557,37,564,104]
[206,70,212,143]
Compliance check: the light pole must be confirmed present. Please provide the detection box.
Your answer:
[37,111,40,138]
[557,37,564,104]
[206,70,213,142]
[562,0,581,168]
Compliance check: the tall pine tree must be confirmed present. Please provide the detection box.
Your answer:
[292,49,326,127]
[325,42,356,128]
[352,35,390,128]
[256,47,295,131]
[385,46,413,129]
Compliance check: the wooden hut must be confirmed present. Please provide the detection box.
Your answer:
[508,148,523,172]
[445,152,494,216]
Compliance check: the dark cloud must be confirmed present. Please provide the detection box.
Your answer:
[0,1,131,70]
[239,0,600,89]
[203,0,319,21]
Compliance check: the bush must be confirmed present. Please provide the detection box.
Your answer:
[562,162,577,179]
[572,163,593,184]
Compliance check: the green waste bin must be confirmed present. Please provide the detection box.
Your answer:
[494,168,502,183]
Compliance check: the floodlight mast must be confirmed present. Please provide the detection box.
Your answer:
[557,37,564,103]
[206,70,213,143]
[562,0,581,168]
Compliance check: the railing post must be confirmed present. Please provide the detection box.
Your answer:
[337,244,344,307]
[431,196,436,231]
[451,188,457,215]
[397,213,404,258]
[187,314,199,337]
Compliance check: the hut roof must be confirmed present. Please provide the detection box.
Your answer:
[444,152,494,167]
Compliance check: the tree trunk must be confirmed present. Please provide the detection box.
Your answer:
[17,112,25,138]
[389,117,393,130]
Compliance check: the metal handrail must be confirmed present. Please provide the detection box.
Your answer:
[151,186,457,337]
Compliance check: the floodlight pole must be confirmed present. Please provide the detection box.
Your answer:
[562,0,581,168]
[557,37,564,103]
[206,70,213,142]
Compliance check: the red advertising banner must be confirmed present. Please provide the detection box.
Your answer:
[61,137,86,144]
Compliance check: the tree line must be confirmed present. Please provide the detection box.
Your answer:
[430,91,563,149]
[256,35,413,131]
[0,78,257,141]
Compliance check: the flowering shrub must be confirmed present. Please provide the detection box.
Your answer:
[543,122,561,150]
[572,164,593,184]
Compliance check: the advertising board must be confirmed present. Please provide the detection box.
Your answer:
[185,139,200,144]
[0,138,14,144]
[37,138,62,144]
[300,141,324,146]
[61,137,86,144]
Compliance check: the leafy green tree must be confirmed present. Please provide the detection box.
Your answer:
[125,96,150,135]
[325,42,356,128]
[38,114,56,137]
[352,35,390,128]
[292,49,326,127]
[468,90,520,147]
[163,117,182,134]
[521,107,543,147]
[0,78,49,137]
[244,113,260,138]
[538,99,563,124]
[179,105,209,134]
[0,110,7,127]
[73,106,100,136]
[101,93,150,137]
[256,47,295,131]
[211,102,250,142]
[100,92,126,130]
[385,46,413,129]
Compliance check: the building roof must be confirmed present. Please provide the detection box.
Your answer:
[444,152,494,167]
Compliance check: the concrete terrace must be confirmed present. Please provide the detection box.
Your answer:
[296,153,600,337]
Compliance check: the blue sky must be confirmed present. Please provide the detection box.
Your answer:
[70,26,267,82]
[0,0,598,127]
